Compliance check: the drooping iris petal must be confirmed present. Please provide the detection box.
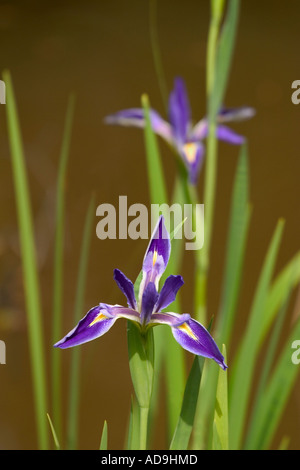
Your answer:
[217,106,256,123]
[54,304,140,349]
[54,305,117,349]
[168,77,191,144]
[181,141,205,185]
[216,125,245,145]
[113,268,137,309]
[155,275,184,312]
[190,118,208,141]
[104,108,173,144]
[139,215,171,302]
[140,282,158,326]
[171,318,227,370]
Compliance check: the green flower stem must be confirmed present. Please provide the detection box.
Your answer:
[149,0,168,112]
[194,0,223,325]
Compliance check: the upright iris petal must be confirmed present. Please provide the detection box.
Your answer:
[55,216,227,371]
[168,77,191,144]
[114,268,137,309]
[138,215,171,304]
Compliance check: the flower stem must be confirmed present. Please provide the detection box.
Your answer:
[139,406,149,450]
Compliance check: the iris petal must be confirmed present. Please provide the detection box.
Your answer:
[104,108,173,144]
[114,268,137,309]
[150,311,191,327]
[168,77,191,144]
[54,304,140,349]
[139,215,171,303]
[171,318,227,370]
[54,305,117,349]
[140,282,158,325]
[155,275,184,312]
[216,125,245,145]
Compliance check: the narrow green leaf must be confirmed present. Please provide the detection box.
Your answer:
[67,195,95,450]
[47,413,60,450]
[260,251,300,346]
[127,396,140,450]
[210,0,241,118]
[141,93,168,206]
[217,143,251,348]
[247,315,300,449]
[99,421,108,450]
[51,94,75,439]
[4,70,49,449]
[245,284,292,449]
[213,345,228,450]
[229,219,285,449]
[169,356,204,450]
[149,0,168,112]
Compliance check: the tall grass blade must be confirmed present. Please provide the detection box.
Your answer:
[212,345,228,450]
[67,195,95,449]
[260,251,300,346]
[217,143,251,348]
[245,284,292,449]
[127,396,140,450]
[210,0,241,118]
[3,70,49,449]
[99,420,108,450]
[149,0,168,112]
[229,219,285,449]
[169,356,204,450]
[247,314,300,449]
[47,413,60,450]
[51,94,75,439]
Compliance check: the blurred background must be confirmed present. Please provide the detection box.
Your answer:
[0,0,299,449]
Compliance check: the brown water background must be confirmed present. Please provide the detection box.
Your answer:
[0,0,300,450]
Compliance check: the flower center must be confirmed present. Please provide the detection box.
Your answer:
[183,142,198,163]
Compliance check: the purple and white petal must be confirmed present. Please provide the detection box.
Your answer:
[104,108,173,144]
[54,304,140,349]
[216,125,245,145]
[168,77,191,144]
[155,275,184,312]
[171,318,227,370]
[190,118,208,141]
[150,311,191,327]
[217,106,256,123]
[114,269,137,309]
[139,215,171,299]
[140,282,158,325]
[53,305,118,349]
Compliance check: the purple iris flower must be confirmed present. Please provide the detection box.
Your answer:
[54,216,227,370]
[105,77,255,184]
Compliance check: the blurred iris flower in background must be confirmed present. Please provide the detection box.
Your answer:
[105,77,255,184]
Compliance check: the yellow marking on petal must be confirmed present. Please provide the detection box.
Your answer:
[89,313,106,327]
[178,322,198,341]
[153,249,158,266]
[183,142,198,163]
